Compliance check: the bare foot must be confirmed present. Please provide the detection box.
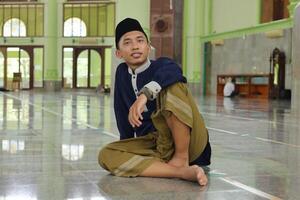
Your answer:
[181,165,208,186]
[168,156,189,168]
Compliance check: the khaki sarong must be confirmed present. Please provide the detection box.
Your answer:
[98,82,208,177]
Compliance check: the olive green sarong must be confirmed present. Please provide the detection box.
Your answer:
[98,82,208,177]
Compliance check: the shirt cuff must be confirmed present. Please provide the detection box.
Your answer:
[144,81,162,100]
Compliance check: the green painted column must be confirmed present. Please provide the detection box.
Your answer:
[38,4,63,200]
[43,0,60,90]
[183,0,205,93]
[256,0,261,24]
[206,0,213,35]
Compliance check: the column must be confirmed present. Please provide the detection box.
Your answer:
[43,0,60,91]
[288,0,300,17]
[291,2,300,114]
[182,0,205,94]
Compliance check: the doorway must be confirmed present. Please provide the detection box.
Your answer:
[0,46,44,90]
[63,47,105,89]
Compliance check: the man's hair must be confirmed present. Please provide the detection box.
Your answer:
[115,18,148,49]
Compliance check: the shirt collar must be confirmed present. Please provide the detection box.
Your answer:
[127,59,151,75]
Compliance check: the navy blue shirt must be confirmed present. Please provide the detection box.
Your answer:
[114,57,186,140]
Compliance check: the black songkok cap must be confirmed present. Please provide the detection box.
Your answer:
[115,18,148,49]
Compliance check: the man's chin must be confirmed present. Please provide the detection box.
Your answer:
[129,59,147,66]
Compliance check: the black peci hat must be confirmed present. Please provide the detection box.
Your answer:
[115,18,148,48]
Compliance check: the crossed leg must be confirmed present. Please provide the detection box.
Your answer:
[166,113,190,168]
[140,161,207,186]
[140,113,207,186]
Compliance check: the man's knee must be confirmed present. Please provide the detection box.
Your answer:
[165,112,174,129]
[166,113,189,131]
[98,146,111,170]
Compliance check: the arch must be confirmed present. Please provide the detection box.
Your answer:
[64,17,87,37]
[76,49,102,88]
[3,18,26,37]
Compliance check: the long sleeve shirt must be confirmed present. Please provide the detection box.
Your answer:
[114,57,187,140]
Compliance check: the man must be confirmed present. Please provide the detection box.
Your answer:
[223,77,238,97]
[98,18,211,186]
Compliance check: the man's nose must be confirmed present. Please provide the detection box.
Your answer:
[131,41,139,49]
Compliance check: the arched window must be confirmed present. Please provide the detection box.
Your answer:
[3,18,26,37]
[2,140,25,154]
[62,144,84,161]
[64,17,87,37]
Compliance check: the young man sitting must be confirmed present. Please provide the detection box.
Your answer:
[98,18,211,186]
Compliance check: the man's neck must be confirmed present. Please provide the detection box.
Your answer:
[127,59,151,75]
[128,65,139,72]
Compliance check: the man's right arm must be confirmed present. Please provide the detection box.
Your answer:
[114,67,134,140]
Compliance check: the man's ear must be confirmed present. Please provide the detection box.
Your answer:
[147,43,151,53]
[115,49,122,59]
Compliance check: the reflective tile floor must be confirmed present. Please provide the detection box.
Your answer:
[0,90,299,200]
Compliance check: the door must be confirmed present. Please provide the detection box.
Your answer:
[63,47,104,88]
[6,47,31,90]
[0,46,43,90]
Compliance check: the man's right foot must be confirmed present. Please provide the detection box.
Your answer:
[181,165,208,186]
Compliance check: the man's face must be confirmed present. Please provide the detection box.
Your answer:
[116,31,150,69]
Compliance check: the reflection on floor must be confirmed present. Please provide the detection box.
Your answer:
[0,90,299,200]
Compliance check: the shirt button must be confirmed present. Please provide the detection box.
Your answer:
[135,89,138,92]
[133,76,136,79]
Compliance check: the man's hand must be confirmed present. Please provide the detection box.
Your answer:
[128,94,147,127]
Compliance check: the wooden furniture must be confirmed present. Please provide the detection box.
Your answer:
[12,72,22,91]
[217,74,272,99]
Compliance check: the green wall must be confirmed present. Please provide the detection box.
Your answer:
[115,0,150,37]
[0,0,150,83]
[212,0,260,33]
[182,0,300,93]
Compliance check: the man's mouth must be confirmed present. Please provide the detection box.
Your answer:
[131,53,142,58]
